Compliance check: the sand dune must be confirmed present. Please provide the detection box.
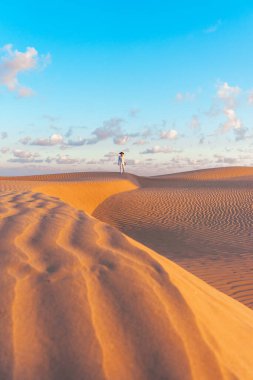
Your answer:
[152,166,253,180]
[94,168,253,309]
[0,168,253,379]
[0,189,252,379]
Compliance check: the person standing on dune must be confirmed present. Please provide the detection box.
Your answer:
[118,151,126,174]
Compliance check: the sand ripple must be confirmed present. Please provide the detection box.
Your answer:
[0,189,252,379]
[94,181,253,309]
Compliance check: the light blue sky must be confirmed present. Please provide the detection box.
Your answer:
[0,0,253,175]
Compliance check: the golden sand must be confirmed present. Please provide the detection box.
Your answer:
[0,167,252,379]
[94,168,253,309]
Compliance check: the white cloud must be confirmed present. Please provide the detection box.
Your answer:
[0,44,49,97]
[217,82,241,106]
[215,83,244,138]
[222,108,242,132]
[141,145,174,154]
[30,134,64,146]
[160,129,178,139]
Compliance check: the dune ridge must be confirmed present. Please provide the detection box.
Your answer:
[33,179,138,214]
[0,188,252,379]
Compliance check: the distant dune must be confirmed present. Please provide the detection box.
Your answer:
[152,166,253,180]
[0,167,253,379]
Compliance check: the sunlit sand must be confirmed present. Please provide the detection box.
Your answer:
[0,167,253,379]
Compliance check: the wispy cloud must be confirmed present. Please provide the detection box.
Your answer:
[128,108,140,117]
[87,117,124,144]
[113,135,129,145]
[66,137,86,146]
[125,159,140,165]
[140,145,174,154]
[30,134,64,146]
[65,127,73,138]
[204,19,222,34]
[175,92,195,102]
[199,136,205,145]
[133,139,148,145]
[8,149,42,163]
[19,136,32,145]
[0,147,9,154]
[214,154,238,164]
[42,114,59,122]
[0,131,8,139]
[46,154,84,165]
[0,44,50,97]
[189,115,200,129]
[248,91,253,105]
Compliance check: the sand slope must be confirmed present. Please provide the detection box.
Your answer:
[0,188,252,379]
[34,178,137,214]
[94,168,253,309]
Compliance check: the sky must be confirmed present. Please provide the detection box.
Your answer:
[1,0,253,175]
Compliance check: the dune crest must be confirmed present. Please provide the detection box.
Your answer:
[0,188,252,379]
[34,179,138,214]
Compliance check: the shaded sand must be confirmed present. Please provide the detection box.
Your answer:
[94,168,253,309]
[0,188,252,379]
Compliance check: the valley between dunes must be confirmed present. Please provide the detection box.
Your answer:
[0,167,253,380]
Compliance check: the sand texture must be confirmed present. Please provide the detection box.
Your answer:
[94,167,253,309]
[0,167,253,379]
